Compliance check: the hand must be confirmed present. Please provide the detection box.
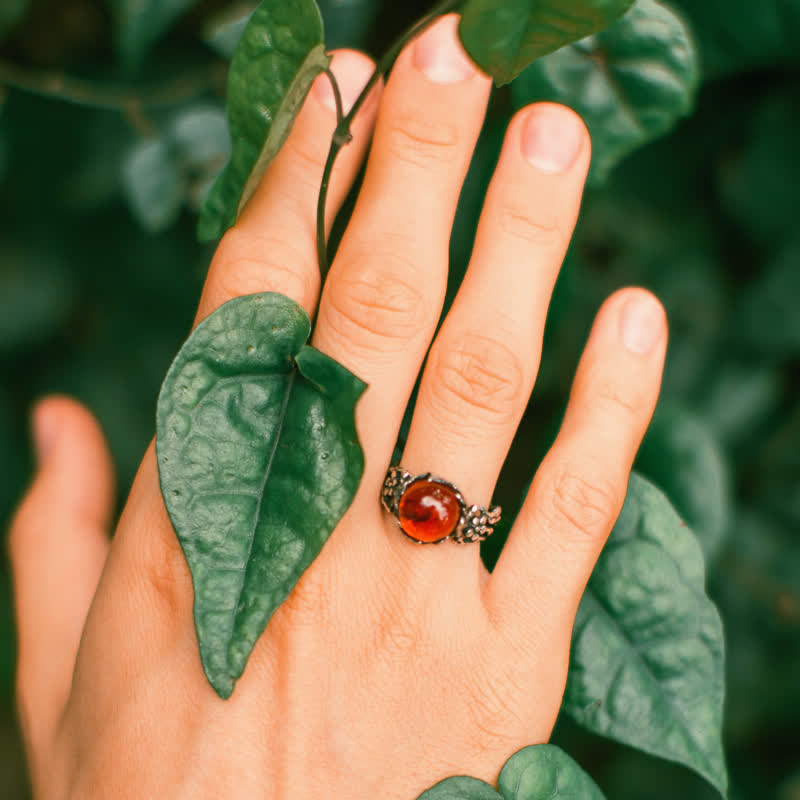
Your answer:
[9,15,666,799]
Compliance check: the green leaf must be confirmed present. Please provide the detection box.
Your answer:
[636,404,730,562]
[498,746,606,799]
[156,292,366,698]
[458,0,635,86]
[512,0,698,182]
[107,0,198,68]
[418,777,502,799]
[564,473,728,797]
[122,138,184,234]
[198,0,331,242]
[418,745,604,799]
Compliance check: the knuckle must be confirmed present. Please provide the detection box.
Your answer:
[496,204,563,249]
[209,229,317,310]
[427,333,526,428]
[547,465,623,543]
[323,250,429,354]
[384,112,460,170]
[594,378,641,421]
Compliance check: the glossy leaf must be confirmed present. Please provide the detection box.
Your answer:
[418,777,502,799]
[156,293,366,698]
[564,473,728,797]
[458,0,634,86]
[512,0,698,182]
[418,745,604,799]
[198,0,331,241]
[122,138,184,234]
[498,746,606,799]
[636,404,730,562]
[107,0,197,68]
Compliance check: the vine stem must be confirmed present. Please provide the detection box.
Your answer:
[0,59,221,112]
[315,0,463,285]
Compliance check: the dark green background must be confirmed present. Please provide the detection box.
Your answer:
[1,0,798,796]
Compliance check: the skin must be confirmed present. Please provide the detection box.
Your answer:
[9,16,667,800]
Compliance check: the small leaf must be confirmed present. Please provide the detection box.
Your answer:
[498,746,606,799]
[106,0,198,68]
[198,0,331,242]
[636,404,730,562]
[418,746,604,799]
[565,473,728,797]
[156,293,366,698]
[418,776,502,799]
[168,107,231,170]
[512,0,698,182]
[122,138,184,234]
[458,0,634,86]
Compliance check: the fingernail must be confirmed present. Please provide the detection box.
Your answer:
[32,402,59,464]
[314,52,374,114]
[621,295,664,355]
[522,105,583,174]
[414,15,476,84]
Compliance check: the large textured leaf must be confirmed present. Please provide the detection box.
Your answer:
[512,0,698,182]
[636,404,730,562]
[198,0,331,241]
[565,474,728,797]
[458,0,634,86]
[156,293,366,698]
[106,0,198,68]
[418,745,604,799]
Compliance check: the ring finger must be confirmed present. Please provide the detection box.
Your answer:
[396,103,591,576]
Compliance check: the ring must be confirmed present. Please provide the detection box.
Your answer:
[381,466,502,545]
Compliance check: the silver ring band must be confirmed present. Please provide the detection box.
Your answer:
[381,466,502,545]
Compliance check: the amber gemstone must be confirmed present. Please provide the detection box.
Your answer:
[397,479,462,543]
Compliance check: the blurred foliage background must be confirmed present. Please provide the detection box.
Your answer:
[0,0,798,796]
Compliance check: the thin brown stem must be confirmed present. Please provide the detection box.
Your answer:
[314,0,463,289]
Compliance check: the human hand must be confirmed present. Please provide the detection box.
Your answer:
[10,15,667,799]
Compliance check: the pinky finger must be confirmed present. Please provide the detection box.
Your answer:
[8,397,114,784]
[488,288,667,640]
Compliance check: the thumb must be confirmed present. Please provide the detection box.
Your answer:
[8,396,115,774]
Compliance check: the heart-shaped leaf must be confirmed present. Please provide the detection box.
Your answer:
[418,745,604,798]
[198,0,331,241]
[458,0,634,86]
[564,473,728,797]
[511,0,699,182]
[156,293,366,698]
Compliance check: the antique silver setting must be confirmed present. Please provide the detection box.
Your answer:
[381,465,502,545]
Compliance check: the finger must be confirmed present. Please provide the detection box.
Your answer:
[489,289,667,641]
[398,104,589,571]
[195,49,381,323]
[313,14,493,498]
[8,397,114,773]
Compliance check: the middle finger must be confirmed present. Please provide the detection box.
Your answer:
[313,14,492,491]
